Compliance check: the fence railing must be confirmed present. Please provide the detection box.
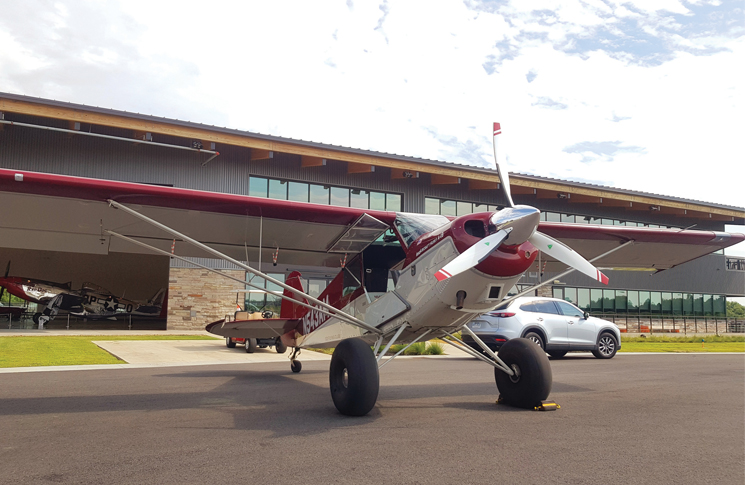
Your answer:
[598,313,744,334]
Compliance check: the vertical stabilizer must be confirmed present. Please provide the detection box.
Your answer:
[280,271,308,319]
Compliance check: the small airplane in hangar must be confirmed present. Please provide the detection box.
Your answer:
[0,123,741,416]
[0,262,166,326]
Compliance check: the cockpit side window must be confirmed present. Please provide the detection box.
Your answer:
[393,213,449,246]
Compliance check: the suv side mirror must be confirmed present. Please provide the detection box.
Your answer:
[583,310,590,320]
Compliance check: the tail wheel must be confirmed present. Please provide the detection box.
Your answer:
[225,337,236,348]
[245,338,257,353]
[329,338,379,416]
[275,337,287,354]
[494,338,552,409]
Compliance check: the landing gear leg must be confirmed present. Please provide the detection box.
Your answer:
[329,338,379,416]
[290,347,302,373]
[494,338,552,409]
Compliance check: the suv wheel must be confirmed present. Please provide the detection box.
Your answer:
[592,333,618,359]
[524,332,545,351]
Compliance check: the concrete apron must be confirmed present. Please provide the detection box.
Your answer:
[0,330,474,373]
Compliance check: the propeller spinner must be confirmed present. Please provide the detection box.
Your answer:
[433,123,609,285]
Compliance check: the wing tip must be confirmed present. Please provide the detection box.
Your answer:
[493,122,501,135]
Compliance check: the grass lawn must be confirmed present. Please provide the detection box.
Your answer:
[0,335,219,368]
[619,335,745,353]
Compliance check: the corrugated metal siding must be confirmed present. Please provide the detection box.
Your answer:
[0,123,503,212]
[0,121,728,228]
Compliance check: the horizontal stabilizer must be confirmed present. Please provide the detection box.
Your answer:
[206,318,295,340]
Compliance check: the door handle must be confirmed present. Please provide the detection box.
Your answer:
[568,320,575,325]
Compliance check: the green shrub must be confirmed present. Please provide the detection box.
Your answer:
[404,342,426,355]
[424,341,444,355]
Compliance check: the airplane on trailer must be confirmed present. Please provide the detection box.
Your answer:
[0,262,166,326]
[0,123,741,416]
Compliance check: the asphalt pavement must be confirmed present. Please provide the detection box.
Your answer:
[0,352,743,484]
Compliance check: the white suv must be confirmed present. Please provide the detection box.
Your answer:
[463,297,621,359]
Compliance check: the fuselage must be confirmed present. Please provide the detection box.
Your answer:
[283,208,541,349]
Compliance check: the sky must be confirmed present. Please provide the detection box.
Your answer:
[0,0,743,253]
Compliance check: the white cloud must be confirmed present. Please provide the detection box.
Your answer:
[0,0,742,208]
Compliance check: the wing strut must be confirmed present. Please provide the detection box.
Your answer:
[106,200,382,335]
[105,230,366,327]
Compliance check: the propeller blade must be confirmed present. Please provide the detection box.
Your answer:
[529,231,609,285]
[435,229,510,282]
[4,261,9,277]
[493,122,514,208]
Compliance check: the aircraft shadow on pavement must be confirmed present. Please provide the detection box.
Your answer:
[0,363,595,437]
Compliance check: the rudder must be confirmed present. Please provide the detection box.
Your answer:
[280,271,308,319]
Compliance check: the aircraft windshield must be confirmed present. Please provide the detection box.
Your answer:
[393,213,449,247]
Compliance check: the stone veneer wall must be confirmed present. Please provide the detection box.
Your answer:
[167,268,245,330]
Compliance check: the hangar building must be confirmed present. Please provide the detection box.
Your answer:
[0,92,743,333]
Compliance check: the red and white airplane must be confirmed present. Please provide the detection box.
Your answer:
[0,123,741,416]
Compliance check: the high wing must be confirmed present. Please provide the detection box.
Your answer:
[0,168,396,267]
[536,222,739,271]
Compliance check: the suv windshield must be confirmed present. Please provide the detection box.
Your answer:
[393,213,449,246]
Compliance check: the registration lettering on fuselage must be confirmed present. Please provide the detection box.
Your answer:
[302,295,331,335]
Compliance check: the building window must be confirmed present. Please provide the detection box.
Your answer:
[650,292,662,313]
[551,287,727,317]
[288,182,309,202]
[713,295,726,317]
[310,184,330,204]
[386,193,402,211]
[350,189,368,209]
[615,290,627,313]
[268,179,287,200]
[440,200,456,217]
[249,176,268,198]
[330,187,349,207]
[564,287,577,305]
[370,191,386,210]
[249,176,402,211]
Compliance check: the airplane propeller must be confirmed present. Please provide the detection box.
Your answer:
[433,123,609,286]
